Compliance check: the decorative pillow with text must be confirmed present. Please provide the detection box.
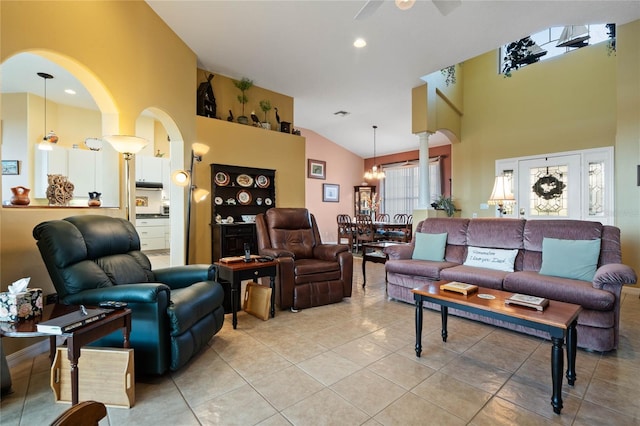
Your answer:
[463,246,518,272]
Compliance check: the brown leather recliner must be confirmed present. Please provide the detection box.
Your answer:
[256,208,353,310]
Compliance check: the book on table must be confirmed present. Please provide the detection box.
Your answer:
[36,307,110,335]
[439,281,479,295]
[505,293,549,311]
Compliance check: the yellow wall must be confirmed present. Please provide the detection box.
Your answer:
[193,116,305,263]
[1,0,198,356]
[456,23,639,271]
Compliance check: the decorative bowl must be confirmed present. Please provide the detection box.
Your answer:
[241,215,256,223]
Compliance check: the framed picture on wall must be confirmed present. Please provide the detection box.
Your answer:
[2,160,19,175]
[323,183,340,202]
[307,159,326,180]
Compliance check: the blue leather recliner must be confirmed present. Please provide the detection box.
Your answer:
[33,215,225,375]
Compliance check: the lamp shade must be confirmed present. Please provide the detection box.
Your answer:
[488,175,515,205]
[191,143,210,157]
[193,187,210,202]
[103,135,148,154]
[172,170,190,186]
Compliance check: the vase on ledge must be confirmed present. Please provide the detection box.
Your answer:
[10,186,30,206]
[88,191,102,207]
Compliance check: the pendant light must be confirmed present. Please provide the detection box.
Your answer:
[364,125,385,180]
[37,72,57,151]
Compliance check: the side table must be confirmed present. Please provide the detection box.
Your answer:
[214,259,277,329]
[361,241,405,288]
[0,304,131,406]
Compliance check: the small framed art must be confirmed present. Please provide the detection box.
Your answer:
[307,159,326,180]
[2,160,19,175]
[323,183,340,202]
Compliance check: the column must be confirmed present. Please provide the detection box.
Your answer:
[417,132,432,208]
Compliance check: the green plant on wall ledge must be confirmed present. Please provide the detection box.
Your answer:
[606,23,616,56]
[233,77,253,124]
[259,100,272,123]
[431,195,457,217]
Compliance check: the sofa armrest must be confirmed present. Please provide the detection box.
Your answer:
[313,244,348,260]
[259,248,295,259]
[62,283,171,305]
[593,263,637,290]
[154,264,215,289]
[384,244,414,260]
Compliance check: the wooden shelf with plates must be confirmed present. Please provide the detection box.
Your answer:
[210,163,276,261]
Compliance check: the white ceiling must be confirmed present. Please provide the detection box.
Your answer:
[3,1,639,158]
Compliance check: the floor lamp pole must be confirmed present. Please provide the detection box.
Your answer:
[124,153,133,221]
[185,151,196,265]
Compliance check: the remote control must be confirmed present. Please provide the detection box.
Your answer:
[99,301,128,309]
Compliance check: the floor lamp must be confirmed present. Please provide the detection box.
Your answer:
[488,174,515,217]
[172,143,210,264]
[103,135,149,221]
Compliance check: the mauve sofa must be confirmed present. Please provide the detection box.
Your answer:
[384,218,637,352]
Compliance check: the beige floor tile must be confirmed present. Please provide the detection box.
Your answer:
[297,351,362,386]
[463,339,530,372]
[496,374,581,422]
[366,353,435,390]
[573,399,638,426]
[267,336,329,364]
[583,376,640,419]
[331,336,391,367]
[251,365,324,410]
[412,372,492,422]
[281,388,369,426]
[223,346,293,383]
[171,350,247,406]
[374,392,466,426]
[398,340,459,370]
[514,355,591,399]
[362,326,414,352]
[471,397,555,426]
[256,412,295,426]
[193,383,277,425]
[439,355,512,394]
[330,369,406,416]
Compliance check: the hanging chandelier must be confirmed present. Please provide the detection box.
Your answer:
[364,125,385,180]
[37,72,58,151]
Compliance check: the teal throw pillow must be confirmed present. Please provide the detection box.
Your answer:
[412,232,448,261]
[539,237,601,281]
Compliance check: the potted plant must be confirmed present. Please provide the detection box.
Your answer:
[259,100,272,130]
[233,77,253,124]
[431,195,457,217]
[502,36,545,77]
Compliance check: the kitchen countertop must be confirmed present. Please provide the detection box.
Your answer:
[136,214,170,219]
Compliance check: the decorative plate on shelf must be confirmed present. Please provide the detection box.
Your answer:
[264,197,273,206]
[237,190,252,205]
[214,196,223,205]
[214,172,230,186]
[256,175,270,188]
[236,174,254,187]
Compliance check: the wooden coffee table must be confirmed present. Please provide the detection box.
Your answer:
[0,304,131,406]
[412,282,581,414]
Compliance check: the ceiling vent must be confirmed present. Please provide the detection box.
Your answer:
[333,110,350,117]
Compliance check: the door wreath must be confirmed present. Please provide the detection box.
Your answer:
[532,175,565,200]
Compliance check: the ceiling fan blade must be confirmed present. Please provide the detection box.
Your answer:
[354,0,384,20]
[432,0,462,16]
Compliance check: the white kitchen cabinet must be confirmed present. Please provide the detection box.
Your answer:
[67,149,103,197]
[161,158,171,200]
[135,155,163,183]
[136,217,170,251]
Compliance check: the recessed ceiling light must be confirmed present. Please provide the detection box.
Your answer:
[395,0,416,11]
[353,38,367,48]
[64,89,76,95]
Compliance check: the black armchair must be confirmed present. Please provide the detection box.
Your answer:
[33,215,225,375]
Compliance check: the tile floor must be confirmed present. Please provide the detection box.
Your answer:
[2,258,639,425]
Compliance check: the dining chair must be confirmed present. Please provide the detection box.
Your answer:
[355,214,385,251]
[376,213,390,222]
[388,214,411,242]
[337,214,356,252]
